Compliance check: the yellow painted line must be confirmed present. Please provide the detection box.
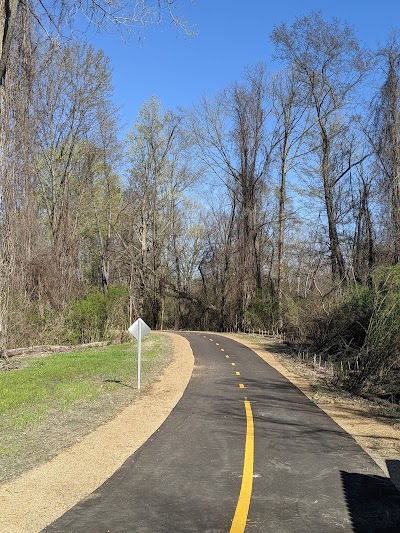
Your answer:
[231,362,236,366]
[239,384,245,388]
[236,371,240,375]
[221,348,225,352]
[230,400,254,533]
[226,355,230,359]
[216,343,220,346]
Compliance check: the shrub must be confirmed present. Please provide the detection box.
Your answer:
[67,286,129,344]
[311,285,374,358]
[245,290,278,330]
[283,295,323,344]
[346,265,400,396]
[303,265,400,399]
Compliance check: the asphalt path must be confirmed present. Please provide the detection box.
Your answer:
[44,333,400,532]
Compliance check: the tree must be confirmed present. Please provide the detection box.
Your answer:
[0,0,18,83]
[272,12,369,282]
[0,3,38,355]
[123,97,198,328]
[31,41,116,304]
[198,198,236,330]
[0,0,194,86]
[271,66,309,328]
[371,35,400,262]
[0,0,194,353]
[350,164,375,282]
[88,110,123,293]
[191,65,274,328]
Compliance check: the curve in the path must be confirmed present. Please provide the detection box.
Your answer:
[43,333,400,533]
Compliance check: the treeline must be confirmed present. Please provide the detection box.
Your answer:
[1,9,400,399]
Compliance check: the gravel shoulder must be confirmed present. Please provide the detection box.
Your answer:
[220,333,400,490]
[0,332,194,533]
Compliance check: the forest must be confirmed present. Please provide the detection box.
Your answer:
[1,3,400,401]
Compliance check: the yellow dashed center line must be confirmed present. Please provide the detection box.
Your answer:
[226,355,230,359]
[230,400,254,532]
[231,362,236,366]
[239,384,245,389]
[235,371,240,375]
[216,343,220,346]
[221,349,225,352]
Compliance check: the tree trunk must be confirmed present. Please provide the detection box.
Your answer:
[276,130,290,330]
[321,130,346,281]
[0,0,19,84]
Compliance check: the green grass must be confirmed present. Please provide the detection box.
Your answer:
[0,334,172,481]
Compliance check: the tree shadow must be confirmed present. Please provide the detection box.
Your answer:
[103,379,135,390]
[341,460,400,532]
[387,459,400,492]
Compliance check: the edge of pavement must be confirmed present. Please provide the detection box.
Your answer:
[217,332,400,487]
[0,332,194,533]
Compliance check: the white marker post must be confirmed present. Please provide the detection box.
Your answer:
[128,318,151,391]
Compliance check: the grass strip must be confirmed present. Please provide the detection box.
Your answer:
[0,333,172,482]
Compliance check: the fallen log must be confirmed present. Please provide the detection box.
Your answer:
[5,341,110,359]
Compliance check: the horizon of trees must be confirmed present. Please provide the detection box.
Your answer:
[1,10,400,398]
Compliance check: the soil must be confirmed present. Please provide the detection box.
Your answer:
[1,331,399,533]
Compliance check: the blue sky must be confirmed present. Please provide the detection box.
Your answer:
[87,0,399,134]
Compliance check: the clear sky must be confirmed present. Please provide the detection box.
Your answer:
[87,0,400,134]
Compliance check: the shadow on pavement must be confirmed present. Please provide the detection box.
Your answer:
[387,459,400,491]
[341,460,400,532]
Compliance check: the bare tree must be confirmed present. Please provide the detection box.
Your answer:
[271,66,309,328]
[0,0,194,86]
[198,198,236,330]
[371,35,400,262]
[0,4,37,355]
[191,64,274,327]
[350,164,375,282]
[0,0,18,83]
[272,12,369,282]
[31,41,116,304]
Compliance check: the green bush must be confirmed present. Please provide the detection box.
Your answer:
[311,285,374,358]
[67,286,129,344]
[303,265,400,398]
[245,290,278,330]
[347,265,400,396]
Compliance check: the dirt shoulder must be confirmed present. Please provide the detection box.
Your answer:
[0,332,194,533]
[219,333,400,489]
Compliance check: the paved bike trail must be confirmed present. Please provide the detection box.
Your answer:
[43,333,400,532]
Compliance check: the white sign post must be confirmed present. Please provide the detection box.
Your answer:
[128,318,151,391]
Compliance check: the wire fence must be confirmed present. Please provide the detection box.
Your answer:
[222,326,365,381]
